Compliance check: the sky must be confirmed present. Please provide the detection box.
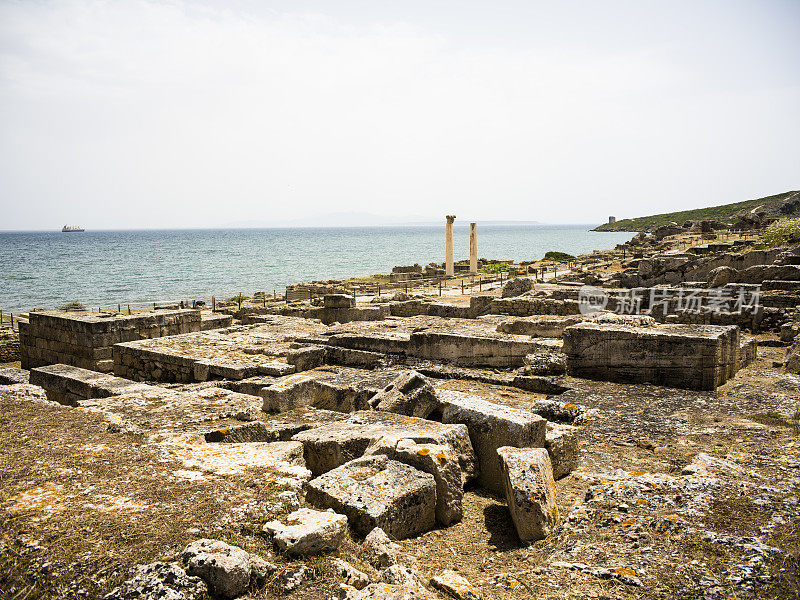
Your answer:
[0,0,798,230]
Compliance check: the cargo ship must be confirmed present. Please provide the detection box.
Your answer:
[62,225,85,232]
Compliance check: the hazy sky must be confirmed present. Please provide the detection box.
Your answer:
[1,0,798,230]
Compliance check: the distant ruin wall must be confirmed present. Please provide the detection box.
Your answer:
[0,329,20,362]
[20,310,201,373]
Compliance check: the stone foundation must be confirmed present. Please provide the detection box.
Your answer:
[19,310,201,373]
[562,323,745,390]
[0,329,20,362]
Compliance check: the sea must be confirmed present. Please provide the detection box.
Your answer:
[0,225,632,314]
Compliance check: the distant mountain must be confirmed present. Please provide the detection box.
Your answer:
[594,190,800,232]
[224,212,541,228]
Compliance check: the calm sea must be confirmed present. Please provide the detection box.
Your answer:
[0,225,632,313]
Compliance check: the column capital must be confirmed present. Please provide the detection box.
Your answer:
[446,215,456,224]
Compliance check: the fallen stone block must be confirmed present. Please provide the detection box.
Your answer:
[0,366,29,385]
[380,565,425,589]
[364,527,401,568]
[29,363,152,406]
[368,370,442,419]
[180,539,260,599]
[331,559,370,590]
[497,446,557,543]
[521,352,566,376]
[440,390,545,494]
[305,455,436,539]
[430,570,482,600]
[338,583,438,600]
[103,562,207,600]
[501,277,533,298]
[389,440,463,525]
[292,411,477,479]
[545,422,579,479]
[263,508,348,556]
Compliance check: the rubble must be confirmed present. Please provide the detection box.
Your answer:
[263,508,348,556]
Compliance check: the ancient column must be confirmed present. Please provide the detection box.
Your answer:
[445,215,456,277]
[469,222,477,274]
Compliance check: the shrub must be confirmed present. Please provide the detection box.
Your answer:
[763,218,800,247]
[543,251,576,262]
[60,301,86,312]
[483,262,509,273]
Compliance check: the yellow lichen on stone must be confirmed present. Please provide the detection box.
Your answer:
[417,448,431,456]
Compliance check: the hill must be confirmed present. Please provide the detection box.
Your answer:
[594,190,799,232]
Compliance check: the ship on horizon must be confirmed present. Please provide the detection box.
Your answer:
[62,225,85,232]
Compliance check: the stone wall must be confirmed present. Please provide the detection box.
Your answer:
[0,329,20,362]
[20,310,201,372]
[562,323,742,390]
[491,297,582,317]
[408,330,539,368]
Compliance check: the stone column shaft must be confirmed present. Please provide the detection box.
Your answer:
[469,222,477,274]
[445,215,456,277]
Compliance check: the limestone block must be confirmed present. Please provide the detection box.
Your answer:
[501,277,533,298]
[292,411,477,479]
[338,583,438,600]
[0,367,30,385]
[103,562,208,600]
[180,539,256,598]
[545,422,579,479]
[496,446,557,543]
[440,390,545,493]
[287,345,327,371]
[364,527,401,568]
[331,559,369,590]
[305,455,436,539]
[390,440,463,525]
[263,508,348,556]
[256,362,295,377]
[380,565,425,589]
[369,370,442,419]
[261,374,317,412]
[430,570,482,600]
[325,294,356,309]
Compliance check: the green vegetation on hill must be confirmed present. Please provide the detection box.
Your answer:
[543,251,576,262]
[594,190,799,232]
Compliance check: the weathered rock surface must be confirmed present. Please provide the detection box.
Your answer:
[305,455,436,539]
[497,446,557,543]
[430,570,482,600]
[331,558,370,589]
[440,390,546,493]
[364,527,401,568]
[292,411,477,479]
[263,507,347,556]
[545,422,580,479]
[103,562,207,600]
[388,439,463,525]
[338,583,438,599]
[380,564,425,589]
[0,366,29,385]
[369,370,442,419]
[180,539,260,598]
[501,277,533,298]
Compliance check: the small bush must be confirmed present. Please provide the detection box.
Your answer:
[544,251,576,262]
[60,301,86,312]
[483,262,509,273]
[763,218,800,247]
